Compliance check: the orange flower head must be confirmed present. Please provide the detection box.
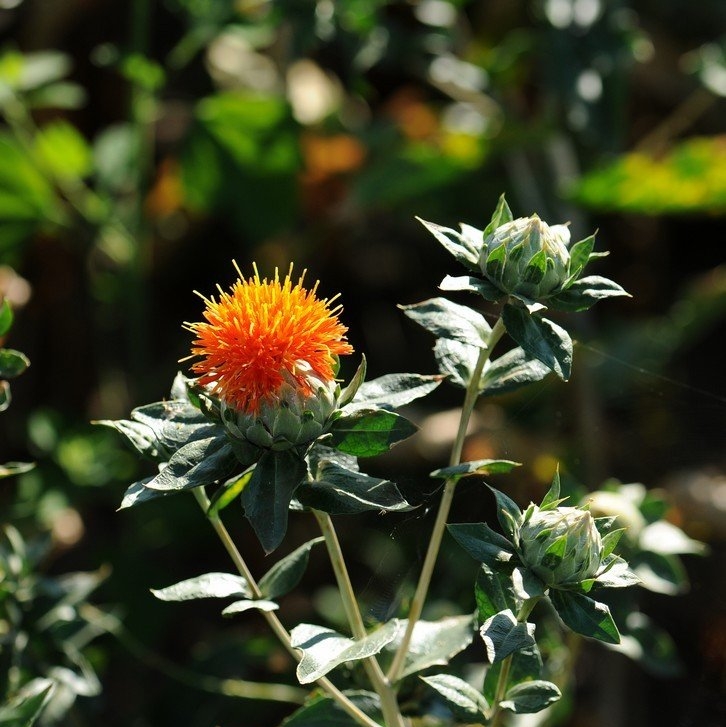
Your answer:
[185,263,353,414]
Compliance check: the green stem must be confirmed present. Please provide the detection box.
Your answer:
[489,598,540,727]
[192,488,382,727]
[387,317,506,683]
[314,511,406,727]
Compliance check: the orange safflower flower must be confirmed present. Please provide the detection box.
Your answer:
[185,263,353,414]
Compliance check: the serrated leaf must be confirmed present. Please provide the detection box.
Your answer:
[0,298,12,336]
[480,609,536,664]
[502,304,572,381]
[296,462,412,515]
[550,275,630,312]
[439,274,502,301]
[420,674,489,721]
[417,217,479,270]
[483,194,513,236]
[401,297,491,347]
[447,522,517,567]
[328,410,417,457]
[392,614,475,678]
[291,620,400,684]
[259,537,324,599]
[0,348,30,378]
[500,680,561,713]
[549,589,620,643]
[242,449,307,554]
[280,691,383,727]
[480,346,551,395]
[338,356,367,408]
[431,459,520,481]
[475,563,520,621]
[433,337,479,388]
[151,572,251,601]
[349,372,442,411]
[222,599,279,615]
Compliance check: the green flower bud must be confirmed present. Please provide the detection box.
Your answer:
[221,376,338,453]
[480,215,571,300]
[518,505,603,586]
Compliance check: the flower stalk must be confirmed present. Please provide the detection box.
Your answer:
[191,488,382,727]
[387,316,506,683]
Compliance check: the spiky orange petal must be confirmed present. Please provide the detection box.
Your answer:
[185,264,353,414]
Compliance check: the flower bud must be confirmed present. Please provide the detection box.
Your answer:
[220,375,338,454]
[480,215,571,300]
[518,505,603,586]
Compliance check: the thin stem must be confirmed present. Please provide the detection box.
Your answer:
[387,317,506,683]
[489,598,540,727]
[314,510,406,727]
[192,488,382,727]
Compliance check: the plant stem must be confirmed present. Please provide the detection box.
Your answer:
[314,510,406,727]
[387,317,506,683]
[489,598,540,727]
[192,488,382,727]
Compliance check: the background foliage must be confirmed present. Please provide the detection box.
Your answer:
[0,1,724,725]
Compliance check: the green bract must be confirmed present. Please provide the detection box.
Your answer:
[480,215,571,300]
[220,376,339,453]
[518,505,603,587]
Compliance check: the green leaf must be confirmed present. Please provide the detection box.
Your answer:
[500,680,561,713]
[0,348,30,378]
[119,477,171,509]
[390,614,475,678]
[567,234,596,280]
[290,620,400,684]
[483,642,543,704]
[151,572,251,601]
[242,450,307,554]
[327,410,417,458]
[96,419,164,461]
[511,567,546,600]
[593,557,640,588]
[0,461,34,479]
[600,528,625,558]
[145,435,237,491]
[400,297,491,347]
[631,551,689,595]
[439,274,502,302]
[550,275,630,312]
[540,468,561,509]
[480,346,551,395]
[27,81,87,110]
[638,521,707,556]
[0,298,12,336]
[433,338,479,388]
[549,589,620,644]
[431,459,520,481]
[483,194,513,236]
[259,537,324,599]
[475,563,519,622]
[447,522,517,567]
[33,120,92,180]
[280,691,382,727]
[296,461,412,515]
[337,356,367,408]
[489,486,523,542]
[0,380,9,412]
[502,304,572,381]
[349,373,442,411]
[0,678,54,726]
[208,470,253,515]
[611,612,682,678]
[417,218,479,271]
[221,599,279,615]
[480,609,536,663]
[420,674,489,721]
